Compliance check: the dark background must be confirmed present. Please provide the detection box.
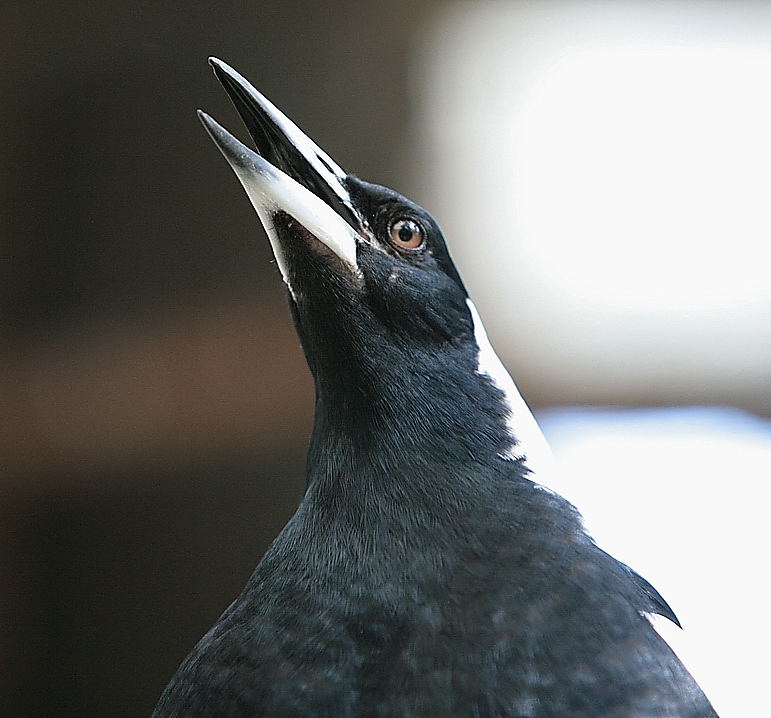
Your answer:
[4,2,769,716]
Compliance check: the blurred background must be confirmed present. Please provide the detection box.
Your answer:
[3,1,770,716]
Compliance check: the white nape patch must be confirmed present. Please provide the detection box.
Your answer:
[230,158,361,295]
[466,299,559,485]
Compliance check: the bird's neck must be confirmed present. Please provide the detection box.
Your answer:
[304,368,530,502]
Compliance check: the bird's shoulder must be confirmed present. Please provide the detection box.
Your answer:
[152,479,715,717]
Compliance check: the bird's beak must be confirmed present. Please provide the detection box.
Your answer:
[198,57,362,287]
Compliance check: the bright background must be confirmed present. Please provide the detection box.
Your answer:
[3,1,769,716]
[411,1,771,411]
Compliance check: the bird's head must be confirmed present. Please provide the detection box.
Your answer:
[199,59,553,482]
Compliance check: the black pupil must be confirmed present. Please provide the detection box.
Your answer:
[398,222,416,243]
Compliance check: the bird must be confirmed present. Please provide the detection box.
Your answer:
[152,57,718,718]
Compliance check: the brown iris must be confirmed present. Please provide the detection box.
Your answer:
[388,218,425,251]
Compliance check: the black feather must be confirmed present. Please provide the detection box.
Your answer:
[153,61,718,718]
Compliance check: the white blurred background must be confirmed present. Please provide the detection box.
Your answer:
[411,0,771,410]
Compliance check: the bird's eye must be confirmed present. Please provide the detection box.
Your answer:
[388,218,425,251]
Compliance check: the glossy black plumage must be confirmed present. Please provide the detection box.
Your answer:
[152,59,717,718]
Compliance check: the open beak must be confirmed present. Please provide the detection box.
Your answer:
[198,58,362,288]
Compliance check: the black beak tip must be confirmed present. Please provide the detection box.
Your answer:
[196,108,212,129]
[196,109,226,149]
[196,108,263,176]
[206,58,248,109]
[208,56,233,84]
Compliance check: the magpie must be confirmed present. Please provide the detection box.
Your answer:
[152,58,718,718]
